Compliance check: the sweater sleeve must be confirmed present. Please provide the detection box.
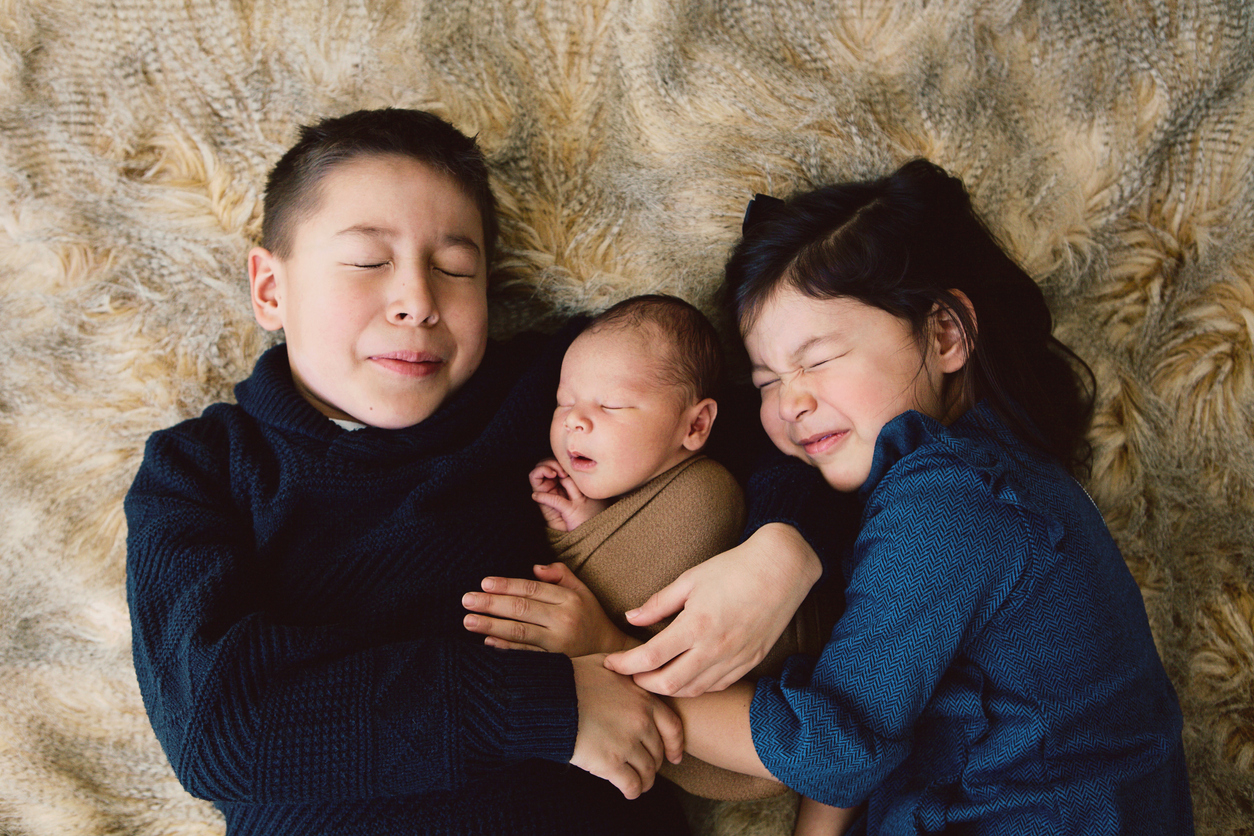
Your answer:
[748,454,1031,806]
[125,422,577,805]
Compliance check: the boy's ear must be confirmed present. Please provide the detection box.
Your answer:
[681,398,719,452]
[931,289,976,374]
[248,246,285,332]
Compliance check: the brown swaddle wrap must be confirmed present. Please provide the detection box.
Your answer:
[548,455,835,801]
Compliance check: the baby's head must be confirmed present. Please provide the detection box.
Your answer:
[248,108,499,429]
[551,295,723,500]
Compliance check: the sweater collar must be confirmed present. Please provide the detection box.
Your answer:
[234,342,508,454]
[859,400,1020,500]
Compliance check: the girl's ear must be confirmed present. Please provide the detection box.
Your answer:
[248,246,285,332]
[681,398,719,451]
[931,289,976,374]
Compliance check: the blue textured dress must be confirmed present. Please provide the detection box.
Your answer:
[750,403,1193,834]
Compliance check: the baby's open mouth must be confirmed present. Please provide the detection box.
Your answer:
[567,452,596,470]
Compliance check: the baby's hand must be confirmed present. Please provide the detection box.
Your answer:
[529,459,608,531]
[462,563,637,657]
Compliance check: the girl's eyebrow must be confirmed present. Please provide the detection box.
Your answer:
[752,334,838,371]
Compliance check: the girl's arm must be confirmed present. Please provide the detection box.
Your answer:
[666,680,859,833]
[794,797,861,836]
[604,522,824,696]
[603,389,857,697]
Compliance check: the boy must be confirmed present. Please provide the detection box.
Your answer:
[124,109,690,836]
[462,296,836,804]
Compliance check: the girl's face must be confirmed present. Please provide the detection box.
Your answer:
[744,287,965,492]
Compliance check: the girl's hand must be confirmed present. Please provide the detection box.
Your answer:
[604,523,821,697]
[462,563,638,656]
[569,654,684,799]
[529,459,609,530]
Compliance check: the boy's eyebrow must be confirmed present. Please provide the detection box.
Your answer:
[334,225,482,254]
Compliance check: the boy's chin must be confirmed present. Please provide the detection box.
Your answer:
[305,395,449,430]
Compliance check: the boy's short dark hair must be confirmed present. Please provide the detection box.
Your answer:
[261,108,499,264]
[587,294,723,402]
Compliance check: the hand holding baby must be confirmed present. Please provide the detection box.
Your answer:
[462,563,637,656]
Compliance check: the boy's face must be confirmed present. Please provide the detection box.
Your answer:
[550,327,706,500]
[249,154,489,429]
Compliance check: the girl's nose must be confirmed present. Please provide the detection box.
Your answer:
[388,265,439,326]
[778,378,816,422]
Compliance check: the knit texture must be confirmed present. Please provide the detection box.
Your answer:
[752,403,1194,834]
[0,2,1252,835]
[126,336,695,834]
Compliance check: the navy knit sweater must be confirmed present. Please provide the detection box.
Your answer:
[125,328,839,835]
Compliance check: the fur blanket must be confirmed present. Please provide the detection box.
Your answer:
[0,1,1251,833]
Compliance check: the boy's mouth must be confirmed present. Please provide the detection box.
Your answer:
[566,451,596,471]
[370,351,444,378]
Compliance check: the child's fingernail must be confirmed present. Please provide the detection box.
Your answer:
[624,608,640,620]
[482,578,497,591]
[463,614,479,628]
[462,593,480,607]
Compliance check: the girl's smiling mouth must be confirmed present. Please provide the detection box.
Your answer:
[798,430,848,456]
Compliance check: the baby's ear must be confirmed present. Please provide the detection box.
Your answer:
[248,246,285,332]
[681,398,719,451]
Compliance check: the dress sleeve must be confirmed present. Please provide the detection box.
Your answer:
[748,455,1032,807]
[706,383,859,578]
[125,423,577,804]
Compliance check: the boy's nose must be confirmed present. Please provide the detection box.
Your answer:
[388,267,439,326]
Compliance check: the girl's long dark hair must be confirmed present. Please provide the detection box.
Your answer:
[726,158,1095,476]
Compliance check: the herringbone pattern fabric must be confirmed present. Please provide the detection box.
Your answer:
[752,405,1192,833]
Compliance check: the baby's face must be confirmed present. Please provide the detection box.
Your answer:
[551,328,699,500]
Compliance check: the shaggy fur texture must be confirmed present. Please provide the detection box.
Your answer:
[0,1,1251,834]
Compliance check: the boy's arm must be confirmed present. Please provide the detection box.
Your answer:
[126,423,579,803]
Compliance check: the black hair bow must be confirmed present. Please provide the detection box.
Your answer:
[742,193,785,234]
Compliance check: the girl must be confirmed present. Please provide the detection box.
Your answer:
[666,158,1194,834]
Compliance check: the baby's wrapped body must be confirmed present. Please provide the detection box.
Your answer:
[549,454,837,801]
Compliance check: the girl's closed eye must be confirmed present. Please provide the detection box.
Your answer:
[806,353,846,371]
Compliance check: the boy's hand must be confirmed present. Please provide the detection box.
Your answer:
[569,654,684,799]
[529,459,609,530]
[462,563,638,656]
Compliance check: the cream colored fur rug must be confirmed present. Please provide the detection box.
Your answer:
[1,1,1251,834]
